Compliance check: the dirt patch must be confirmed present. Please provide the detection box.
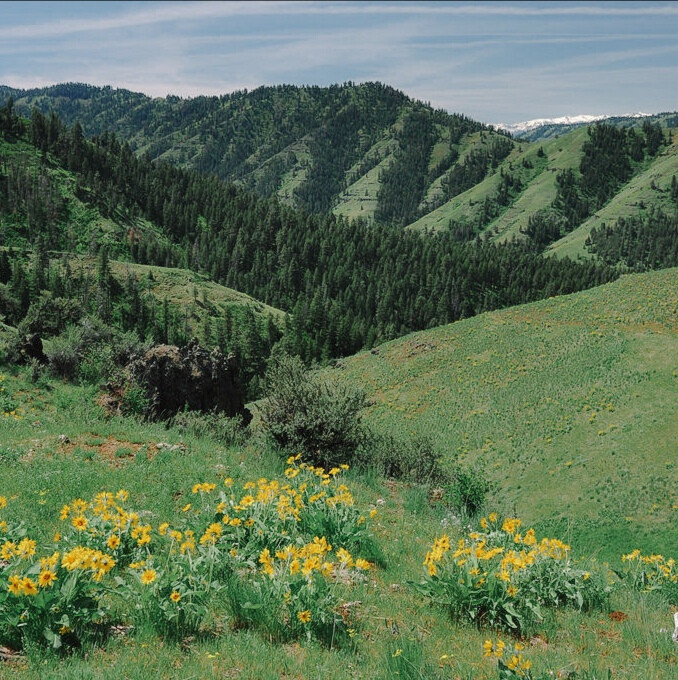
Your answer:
[58,433,149,468]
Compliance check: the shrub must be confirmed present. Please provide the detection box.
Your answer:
[260,354,368,467]
[0,373,18,413]
[357,433,448,485]
[118,379,151,418]
[45,320,148,384]
[171,410,247,447]
[446,464,495,517]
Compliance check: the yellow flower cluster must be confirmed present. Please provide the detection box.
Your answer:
[483,638,505,657]
[0,461,375,647]
[61,546,116,581]
[483,638,531,676]
[1,537,37,560]
[260,537,371,580]
[622,549,677,584]
[424,534,451,576]
[7,574,38,596]
[424,516,571,586]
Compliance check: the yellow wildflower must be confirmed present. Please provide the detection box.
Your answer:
[8,574,23,595]
[72,516,88,531]
[107,534,121,550]
[297,610,312,624]
[140,569,157,585]
[38,570,57,588]
[21,577,38,596]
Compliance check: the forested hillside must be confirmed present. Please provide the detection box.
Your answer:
[1,101,616,376]
[1,82,676,262]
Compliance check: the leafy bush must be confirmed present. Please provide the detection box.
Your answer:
[0,372,18,414]
[357,433,448,485]
[260,354,368,467]
[446,464,495,517]
[171,410,248,447]
[44,326,82,380]
[45,319,148,384]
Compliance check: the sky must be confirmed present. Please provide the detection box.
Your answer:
[0,0,677,125]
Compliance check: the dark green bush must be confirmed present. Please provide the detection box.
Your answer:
[170,410,247,447]
[357,433,448,485]
[45,318,149,384]
[260,354,368,468]
[445,464,495,517]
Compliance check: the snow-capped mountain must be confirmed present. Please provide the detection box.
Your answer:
[495,112,652,136]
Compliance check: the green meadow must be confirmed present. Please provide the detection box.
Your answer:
[0,269,676,679]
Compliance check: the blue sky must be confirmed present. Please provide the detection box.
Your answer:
[0,1,676,124]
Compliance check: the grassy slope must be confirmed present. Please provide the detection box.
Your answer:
[406,129,587,237]
[332,137,398,222]
[335,268,678,558]
[547,131,678,260]
[489,130,588,243]
[405,132,517,232]
[1,273,676,678]
[54,256,285,346]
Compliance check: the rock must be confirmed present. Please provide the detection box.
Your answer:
[16,334,48,364]
[57,434,70,445]
[124,338,251,424]
[155,442,187,454]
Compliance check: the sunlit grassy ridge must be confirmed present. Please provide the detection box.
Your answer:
[335,268,678,559]
[547,132,678,259]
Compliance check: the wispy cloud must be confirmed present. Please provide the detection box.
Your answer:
[0,1,675,122]
[4,1,678,40]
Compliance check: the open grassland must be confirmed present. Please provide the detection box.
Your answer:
[0,270,676,679]
[335,268,678,560]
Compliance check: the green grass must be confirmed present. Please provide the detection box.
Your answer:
[276,139,312,204]
[332,138,398,222]
[333,268,678,560]
[0,270,676,678]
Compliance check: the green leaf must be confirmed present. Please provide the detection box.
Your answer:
[43,626,62,649]
[242,601,262,610]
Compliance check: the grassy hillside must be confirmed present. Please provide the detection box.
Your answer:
[547,132,678,260]
[334,268,678,558]
[0,272,676,678]
[410,127,678,264]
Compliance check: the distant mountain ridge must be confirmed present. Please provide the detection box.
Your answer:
[1,82,676,264]
[498,111,677,141]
